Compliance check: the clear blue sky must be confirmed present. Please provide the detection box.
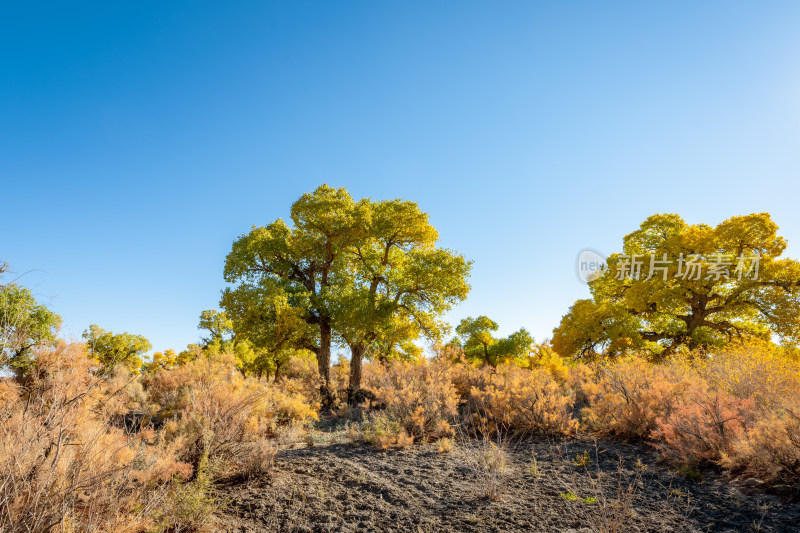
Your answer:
[3,1,800,355]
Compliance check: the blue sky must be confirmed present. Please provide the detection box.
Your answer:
[3,1,800,355]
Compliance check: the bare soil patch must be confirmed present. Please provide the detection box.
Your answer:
[217,427,799,532]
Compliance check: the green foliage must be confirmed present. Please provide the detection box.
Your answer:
[198,309,233,346]
[223,185,471,398]
[221,281,316,380]
[337,197,472,392]
[454,316,533,367]
[553,213,800,359]
[224,185,361,401]
[0,281,62,372]
[82,324,151,374]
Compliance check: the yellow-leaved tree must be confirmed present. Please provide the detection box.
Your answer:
[553,213,800,359]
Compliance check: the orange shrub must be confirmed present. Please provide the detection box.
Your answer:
[655,382,757,466]
[467,364,577,436]
[363,359,459,441]
[721,394,800,484]
[581,357,692,438]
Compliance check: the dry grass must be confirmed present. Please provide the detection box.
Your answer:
[581,357,692,438]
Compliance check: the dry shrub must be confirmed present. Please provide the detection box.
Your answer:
[364,359,458,442]
[448,359,475,399]
[281,354,321,402]
[0,342,189,533]
[237,439,277,479]
[567,362,595,406]
[655,382,757,466]
[697,340,800,411]
[721,394,800,484]
[436,436,454,453]
[582,357,692,438]
[150,353,317,476]
[331,357,351,400]
[468,364,577,436]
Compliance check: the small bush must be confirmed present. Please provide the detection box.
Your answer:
[721,396,800,484]
[655,382,757,466]
[581,357,692,438]
[459,433,510,500]
[364,359,459,442]
[359,411,416,450]
[468,364,577,436]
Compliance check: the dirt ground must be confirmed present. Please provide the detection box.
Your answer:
[216,425,800,533]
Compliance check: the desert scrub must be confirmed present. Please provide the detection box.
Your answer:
[696,340,800,411]
[0,342,190,533]
[467,363,578,436]
[150,353,316,476]
[655,382,757,466]
[356,411,415,450]
[720,394,800,484]
[581,357,692,438]
[363,359,458,441]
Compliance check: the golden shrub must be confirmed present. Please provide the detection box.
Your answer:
[358,411,416,450]
[468,363,578,435]
[523,343,570,382]
[150,353,317,473]
[696,340,800,411]
[364,359,459,441]
[0,342,188,533]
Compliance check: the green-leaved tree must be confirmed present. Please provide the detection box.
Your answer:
[83,324,151,374]
[454,316,533,367]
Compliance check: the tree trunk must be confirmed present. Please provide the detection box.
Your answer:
[317,320,334,408]
[347,343,367,404]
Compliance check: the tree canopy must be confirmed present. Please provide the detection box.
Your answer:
[0,280,62,372]
[223,185,361,403]
[454,316,534,367]
[552,213,800,359]
[336,197,471,396]
[223,185,471,402]
[83,324,152,374]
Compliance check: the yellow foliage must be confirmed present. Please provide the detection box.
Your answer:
[523,343,570,382]
[364,359,459,441]
[694,340,800,411]
[468,363,578,435]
